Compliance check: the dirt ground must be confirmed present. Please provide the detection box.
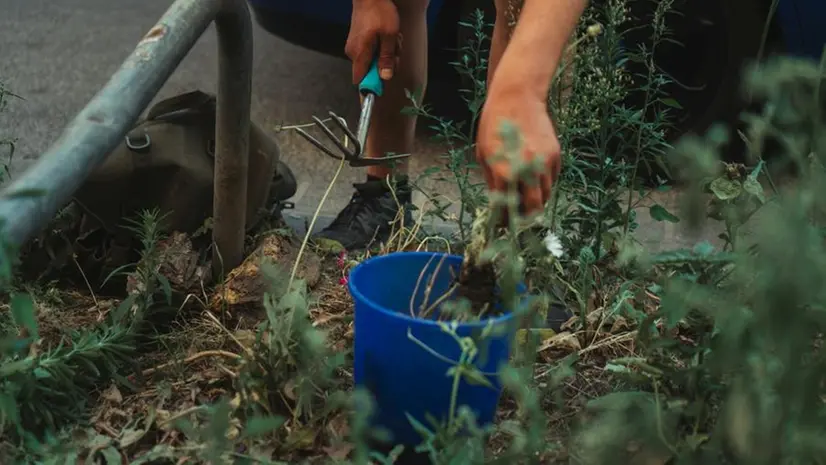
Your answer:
[11,222,664,463]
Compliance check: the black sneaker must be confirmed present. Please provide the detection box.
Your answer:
[313,177,414,251]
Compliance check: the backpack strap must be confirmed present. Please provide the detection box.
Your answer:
[146,90,216,121]
[124,90,217,154]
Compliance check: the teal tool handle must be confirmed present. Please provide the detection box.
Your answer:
[359,57,384,97]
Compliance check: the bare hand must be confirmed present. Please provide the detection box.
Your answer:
[345,0,402,84]
[476,85,562,216]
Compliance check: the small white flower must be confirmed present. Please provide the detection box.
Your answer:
[543,232,564,258]
[587,23,603,38]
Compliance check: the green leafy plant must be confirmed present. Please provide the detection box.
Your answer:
[550,0,678,261]
[0,209,171,450]
[571,54,826,465]
[405,8,493,243]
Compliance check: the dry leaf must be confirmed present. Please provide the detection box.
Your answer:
[234,329,257,349]
[226,418,242,441]
[323,442,354,460]
[211,235,321,311]
[610,316,631,333]
[515,328,557,347]
[283,379,297,401]
[101,384,123,404]
[539,331,582,352]
[120,426,148,448]
[285,427,317,450]
[326,413,350,440]
[560,315,579,331]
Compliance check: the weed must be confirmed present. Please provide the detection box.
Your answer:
[405,8,492,243]
[0,209,171,460]
[0,80,20,184]
[570,54,826,465]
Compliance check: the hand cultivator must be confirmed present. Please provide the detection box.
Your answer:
[295,59,410,167]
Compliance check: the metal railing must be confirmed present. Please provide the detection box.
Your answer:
[0,0,253,274]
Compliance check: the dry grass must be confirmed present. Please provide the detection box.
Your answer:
[7,217,672,464]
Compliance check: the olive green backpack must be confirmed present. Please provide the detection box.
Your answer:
[51,90,298,287]
[73,90,296,238]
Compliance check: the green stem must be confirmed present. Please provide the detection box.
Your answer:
[448,352,469,429]
[624,23,664,237]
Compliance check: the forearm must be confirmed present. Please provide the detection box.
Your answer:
[492,0,587,99]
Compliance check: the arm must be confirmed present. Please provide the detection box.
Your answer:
[476,0,587,214]
[491,0,588,99]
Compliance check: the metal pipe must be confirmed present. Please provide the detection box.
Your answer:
[212,1,253,276]
[0,0,252,275]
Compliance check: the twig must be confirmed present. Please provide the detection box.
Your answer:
[157,405,208,428]
[95,422,120,438]
[71,253,99,308]
[276,118,335,132]
[400,199,437,251]
[385,175,407,252]
[203,309,252,356]
[141,350,241,377]
[415,235,451,253]
[420,283,459,321]
[411,254,439,318]
[288,116,348,290]
[579,330,637,355]
[179,292,207,311]
[416,253,450,319]
[216,363,238,379]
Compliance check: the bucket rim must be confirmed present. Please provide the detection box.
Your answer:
[347,251,518,329]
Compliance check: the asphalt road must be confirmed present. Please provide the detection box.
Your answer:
[0,0,449,220]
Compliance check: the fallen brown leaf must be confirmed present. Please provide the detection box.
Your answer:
[101,384,123,404]
[323,442,354,460]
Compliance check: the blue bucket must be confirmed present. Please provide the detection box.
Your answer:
[347,251,520,446]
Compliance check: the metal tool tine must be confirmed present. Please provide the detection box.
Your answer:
[326,111,363,156]
[310,114,359,159]
[296,110,410,166]
[294,126,346,161]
